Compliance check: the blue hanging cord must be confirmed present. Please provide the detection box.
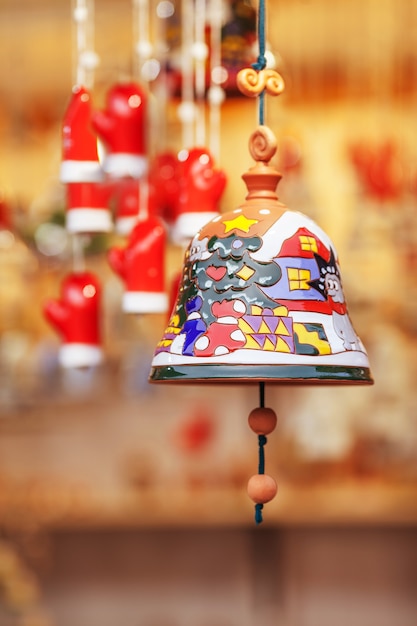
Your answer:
[254,434,267,524]
[255,382,267,524]
[259,381,265,408]
[252,0,266,71]
[251,0,267,125]
[255,502,264,524]
[258,434,267,474]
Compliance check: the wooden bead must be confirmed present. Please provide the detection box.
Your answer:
[247,474,277,504]
[248,407,277,435]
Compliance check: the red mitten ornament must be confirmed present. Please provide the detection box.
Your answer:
[113,178,158,237]
[60,85,103,184]
[0,197,12,231]
[148,151,179,222]
[349,141,404,203]
[172,147,226,245]
[65,180,113,233]
[44,272,103,368]
[113,179,140,236]
[108,215,168,314]
[92,82,148,179]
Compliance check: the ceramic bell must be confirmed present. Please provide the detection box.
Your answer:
[149,126,372,385]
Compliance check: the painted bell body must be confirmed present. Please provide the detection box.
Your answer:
[150,129,372,384]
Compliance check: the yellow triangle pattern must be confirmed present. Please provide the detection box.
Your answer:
[275,337,291,353]
[276,320,290,336]
[263,337,276,351]
[238,318,255,334]
[258,321,272,334]
[237,305,295,352]
[244,335,263,350]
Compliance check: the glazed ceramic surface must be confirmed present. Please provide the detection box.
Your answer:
[150,128,372,384]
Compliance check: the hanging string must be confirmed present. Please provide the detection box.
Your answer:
[72,0,98,89]
[236,0,284,118]
[259,380,265,408]
[258,435,266,474]
[133,0,151,80]
[71,0,98,274]
[194,0,207,146]
[208,0,224,161]
[255,381,266,524]
[252,0,267,125]
[137,177,149,221]
[179,0,196,148]
[73,0,87,86]
[72,234,86,273]
[132,0,151,223]
[252,0,267,70]
[153,0,172,153]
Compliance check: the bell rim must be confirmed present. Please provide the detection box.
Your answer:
[149,364,374,385]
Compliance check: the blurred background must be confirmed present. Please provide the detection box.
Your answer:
[0,0,417,625]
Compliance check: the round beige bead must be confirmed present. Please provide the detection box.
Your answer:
[247,473,277,504]
[248,407,277,435]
